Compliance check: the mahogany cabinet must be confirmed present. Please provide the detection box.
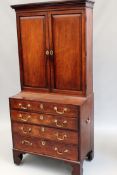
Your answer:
[9,1,95,175]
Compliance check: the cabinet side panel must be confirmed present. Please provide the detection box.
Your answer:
[79,94,94,161]
[86,8,93,95]
[19,15,48,89]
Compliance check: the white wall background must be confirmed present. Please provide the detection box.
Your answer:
[93,0,117,130]
[0,0,116,129]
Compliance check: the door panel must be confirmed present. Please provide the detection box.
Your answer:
[50,11,85,95]
[19,15,49,90]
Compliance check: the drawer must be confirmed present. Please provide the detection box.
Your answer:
[10,99,78,117]
[10,99,44,113]
[13,133,78,161]
[11,110,78,131]
[12,122,78,145]
[43,103,78,116]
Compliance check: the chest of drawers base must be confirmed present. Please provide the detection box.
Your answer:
[9,92,94,175]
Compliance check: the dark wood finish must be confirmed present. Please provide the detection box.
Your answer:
[12,122,78,144]
[13,133,78,161]
[13,149,23,165]
[86,8,93,96]
[10,98,79,116]
[10,93,94,172]
[11,110,78,130]
[50,10,85,95]
[14,6,93,96]
[79,94,94,161]
[86,150,94,161]
[10,91,86,105]
[18,13,50,91]
[72,162,83,175]
[20,15,48,88]
[11,1,95,10]
[9,1,94,175]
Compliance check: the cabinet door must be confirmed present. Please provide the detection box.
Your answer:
[50,10,86,95]
[18,13,50,91]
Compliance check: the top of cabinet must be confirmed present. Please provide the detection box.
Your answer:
[11,0,95,10]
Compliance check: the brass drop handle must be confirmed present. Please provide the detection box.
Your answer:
[20,126,32,134]
[54,119,67,127]
[19,103,31,110]
[86,118,90,124]
[54,106,67,115]
[55,133,67,141]
[46,50,49,56]
[18,114,31,122]
[22,140,32,146]
[54,119,67,128]
[50,50,54,56]
[54,147,69,155]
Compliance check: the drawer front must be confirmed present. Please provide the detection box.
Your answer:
[11,110,78,131]
[13,134,78,161]
[10,99,44,113]
[12,122,78,145]
[10,99,78,116]
[44,103,78,116]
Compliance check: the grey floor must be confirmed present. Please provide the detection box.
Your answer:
[1,120,117,175]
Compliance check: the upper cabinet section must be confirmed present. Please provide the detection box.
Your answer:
[13,1,94,96]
